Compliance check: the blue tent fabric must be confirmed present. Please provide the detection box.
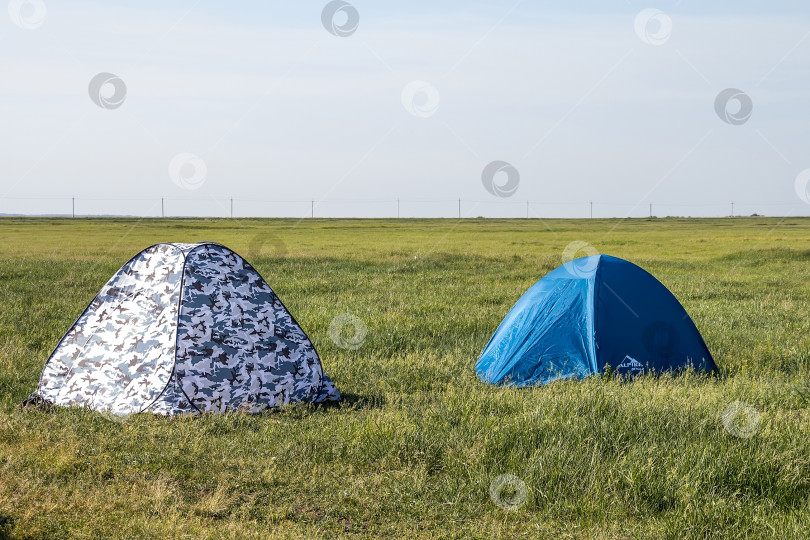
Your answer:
[475,255,716,386]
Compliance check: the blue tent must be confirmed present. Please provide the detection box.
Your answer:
[475,255,716,386]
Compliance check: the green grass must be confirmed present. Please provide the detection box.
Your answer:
[0,217,809,539]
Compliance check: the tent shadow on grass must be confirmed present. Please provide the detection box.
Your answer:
[0,514,15,540]
[19,391,386,417]
[315,391,386,412]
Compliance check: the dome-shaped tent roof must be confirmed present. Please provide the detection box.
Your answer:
[475,255,716,386]
[28,242,339,415]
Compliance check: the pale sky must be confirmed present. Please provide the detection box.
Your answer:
[2,1,810,217]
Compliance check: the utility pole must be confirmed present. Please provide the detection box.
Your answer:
[161,197,164,218]
[72,197,75,218]
[230,198,233,218]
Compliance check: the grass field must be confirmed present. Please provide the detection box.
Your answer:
[1,217,809,539]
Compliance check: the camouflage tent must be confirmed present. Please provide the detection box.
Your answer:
[26,242,340,416]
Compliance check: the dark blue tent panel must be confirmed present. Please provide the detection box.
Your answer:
[476,255,715,386]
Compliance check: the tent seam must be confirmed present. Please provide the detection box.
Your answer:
[170,243,212,413]
[139,243,201,414]
[591,255,603,375]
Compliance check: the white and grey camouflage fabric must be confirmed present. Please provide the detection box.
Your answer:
[28,242,340,416]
